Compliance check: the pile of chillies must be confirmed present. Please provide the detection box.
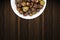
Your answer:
[16,0,45,16]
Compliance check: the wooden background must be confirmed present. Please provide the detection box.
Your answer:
[0,0,60,40]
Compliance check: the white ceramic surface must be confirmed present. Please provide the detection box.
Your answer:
[10,0,47,19]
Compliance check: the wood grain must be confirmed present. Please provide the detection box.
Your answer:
[44,0,53,40]
[0,0,60,40]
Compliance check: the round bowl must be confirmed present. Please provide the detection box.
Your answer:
[10,0,47,19]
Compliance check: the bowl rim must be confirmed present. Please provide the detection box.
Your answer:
[10,0,47,19]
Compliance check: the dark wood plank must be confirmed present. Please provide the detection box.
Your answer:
[42,13,44,40]
[53,2,60,40]
[20,19,28,40]
[0,0,18,40]
[28,15,42,40]
[44,0,53,40]
[28,19,34,40]
[18,17,20,40]
[0,1,5,40]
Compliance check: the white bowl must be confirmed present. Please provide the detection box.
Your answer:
[10,0,47,19]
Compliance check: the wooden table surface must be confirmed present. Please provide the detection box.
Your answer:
[0,0,60,40]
